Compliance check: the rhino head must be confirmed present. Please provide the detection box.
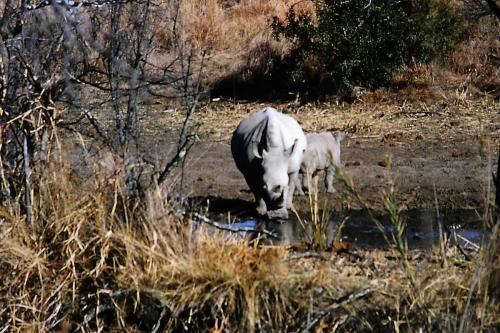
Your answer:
[331,132,346,166]
[254,139,300,218]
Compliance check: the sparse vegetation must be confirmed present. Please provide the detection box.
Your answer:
[187,0,497,101]
[0,154,498,331]
[0,0,499,332]
[271,0,464,97]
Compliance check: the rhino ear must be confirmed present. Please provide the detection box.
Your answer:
[336,132,346,142]
[252,140,262,159]
[284,139,299,158]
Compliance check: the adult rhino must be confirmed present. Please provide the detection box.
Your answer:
[231,107,307,220]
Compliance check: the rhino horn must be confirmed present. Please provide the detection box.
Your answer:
[284,138,299,157]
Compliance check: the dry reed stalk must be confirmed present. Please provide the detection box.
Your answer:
[0,151,498,331]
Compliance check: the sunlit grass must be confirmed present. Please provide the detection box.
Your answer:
[1,154,497,331]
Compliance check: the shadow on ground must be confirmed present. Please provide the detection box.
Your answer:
[187,195,257,220]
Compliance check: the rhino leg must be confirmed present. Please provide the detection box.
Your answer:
[325,167,336,193]
[303,169,322,194]
[255,196,267,216]
[311,174,320,194]
[243,172,268,215]
[302,171,312,194]
[286,172,299,209]
[295,174,305,196]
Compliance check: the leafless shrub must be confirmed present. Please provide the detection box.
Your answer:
[463,0,500,19]
[0,0,206,218]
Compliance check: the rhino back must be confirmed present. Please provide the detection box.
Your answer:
[231,109,268,170]
[304,132,337,170]
[270,110,306,173]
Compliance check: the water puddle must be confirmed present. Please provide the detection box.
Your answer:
[214,208,488,249]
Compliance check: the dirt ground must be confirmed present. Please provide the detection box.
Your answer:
[171,136,487,211]
[157,100,499,215]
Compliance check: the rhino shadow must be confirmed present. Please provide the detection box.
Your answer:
[186,195,258,220]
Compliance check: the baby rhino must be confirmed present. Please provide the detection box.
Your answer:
[297,131,346,195]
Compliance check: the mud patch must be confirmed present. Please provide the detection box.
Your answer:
[204,208,487,250]
[173,135,493,211]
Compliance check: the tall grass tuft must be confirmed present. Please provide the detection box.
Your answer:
[335,156,500,330]
[0,151,498,331]
[0,157,372,331]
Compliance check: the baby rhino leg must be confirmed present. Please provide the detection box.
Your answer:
[302,169,316,194]
[325,166,336,193]
[295,173,305,196]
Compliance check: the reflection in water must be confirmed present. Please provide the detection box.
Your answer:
[221,208,487,249]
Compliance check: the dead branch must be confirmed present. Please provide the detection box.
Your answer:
[285,251,329,261]
[187,210,279,239]
[495,146,500,222]
[298,283,386,333]
[22,135,32,227]
[458,263,482,333]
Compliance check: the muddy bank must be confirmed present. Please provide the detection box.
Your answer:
[170,135,492,213]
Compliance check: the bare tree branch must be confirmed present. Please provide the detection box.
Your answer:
[298,283,387,333]
[484,0,500,19]
[463,0,500,19]
[22,134,33,226]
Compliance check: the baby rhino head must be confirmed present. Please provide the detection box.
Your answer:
[331,132,346,167]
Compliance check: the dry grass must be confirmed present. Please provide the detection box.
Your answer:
[1,2,498,330]
[170,98,499,145]
[85,1,493,102]
[181,0,314,50]
[0,152,498,332]
[449,15,500,93]
[176,0,314,86]
[170,1,499,98]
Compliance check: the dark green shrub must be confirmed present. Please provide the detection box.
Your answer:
[272,0,464,97]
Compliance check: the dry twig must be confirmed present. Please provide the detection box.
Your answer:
[298,283,386,333]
